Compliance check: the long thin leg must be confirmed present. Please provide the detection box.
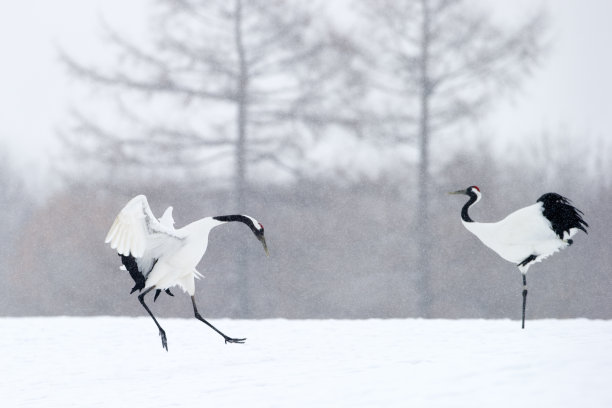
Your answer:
[522,274,528,329]
[138,286,168,351]
[191,296,246,344]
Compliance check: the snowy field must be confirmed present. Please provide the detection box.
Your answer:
[2,317,611,407]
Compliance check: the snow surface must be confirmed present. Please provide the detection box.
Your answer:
[2,317,611,407]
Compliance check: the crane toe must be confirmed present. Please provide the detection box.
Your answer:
[224,336,246,344]
[159,329,168,351]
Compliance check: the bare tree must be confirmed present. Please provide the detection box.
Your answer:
[0,152,31,256]
[353,0,547,316]
[59,0,355,315]
[0,150,33,313]
[11,146,610,320]
[60,0,351,205]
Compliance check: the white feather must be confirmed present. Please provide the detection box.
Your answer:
[463,202,569,272]
[105,195,181,258]
[105,195,265,298]
[158,206,175,228]
[104,194,268,348]
[104,218,119,243]
[115,230,126,255]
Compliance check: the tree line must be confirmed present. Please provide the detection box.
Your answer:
[5,1,607,319]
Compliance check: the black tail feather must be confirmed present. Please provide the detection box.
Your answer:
[154,289,174,302]
[120,254,146,293]
[537,193,588,239]
[518,254,538,268]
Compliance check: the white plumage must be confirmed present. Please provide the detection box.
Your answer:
[158,206,175,227]
[451,186,588,328]
[462,202,574,273]
[105,194,269,350]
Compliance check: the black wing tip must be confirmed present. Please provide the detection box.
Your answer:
[538,192,588,238]
[537,192,570,204]
[518,254,538,268]
[152,288,174,302]
[130,281,145,294]
[120,253,147,294]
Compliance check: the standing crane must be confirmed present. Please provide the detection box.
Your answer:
[450,186,588,328]
[105,195,269,350]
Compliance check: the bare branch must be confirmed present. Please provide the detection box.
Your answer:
[60,50,237,102]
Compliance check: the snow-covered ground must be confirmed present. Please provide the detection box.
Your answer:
[2,317,611,407]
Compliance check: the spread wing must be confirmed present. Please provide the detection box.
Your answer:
[105,195,183,283]
[105,195,181,257]
[158,206,175,228]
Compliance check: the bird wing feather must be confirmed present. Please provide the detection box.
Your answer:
[105,195,182,260]
[465,203,564,265]
[158,206,175,228]
[494,203,557,245]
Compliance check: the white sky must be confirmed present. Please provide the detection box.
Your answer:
[0,0,611,189]
[482,0,612,155]
[0,0,148,189]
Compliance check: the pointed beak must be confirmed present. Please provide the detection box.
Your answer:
[448,189,467,195]
[259,235,269,257]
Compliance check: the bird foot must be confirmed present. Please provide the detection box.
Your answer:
[159,329,168,351]
[224,336,246,344]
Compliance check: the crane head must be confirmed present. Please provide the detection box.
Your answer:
[213,214,269,256]
[448,186,480,196]
[254,222,269,257]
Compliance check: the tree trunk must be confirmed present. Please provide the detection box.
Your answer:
[416,0,432,317]
[234,0,249,317]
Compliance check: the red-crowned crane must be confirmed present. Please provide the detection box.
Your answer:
[450,186,588,329]
[105,195,269,350]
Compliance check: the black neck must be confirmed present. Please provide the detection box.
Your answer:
[461,192,478,223]
[213,215,258,234]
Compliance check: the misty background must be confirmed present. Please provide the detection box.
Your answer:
[0,0,610,320]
